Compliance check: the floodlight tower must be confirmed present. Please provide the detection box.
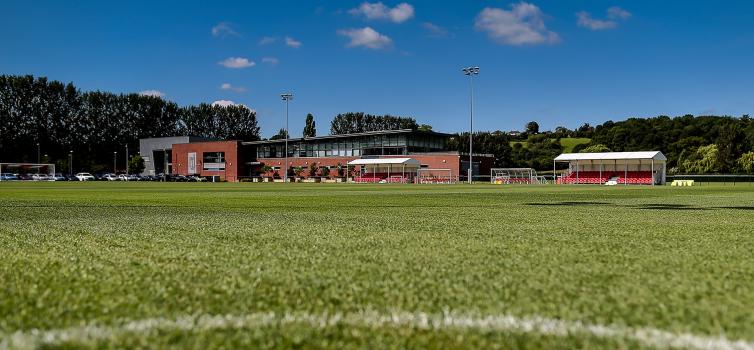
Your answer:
[462,66,479,184]
[281,93,293,183]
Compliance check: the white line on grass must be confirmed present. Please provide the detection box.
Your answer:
[2,310,753,350]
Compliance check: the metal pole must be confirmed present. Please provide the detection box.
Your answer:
[114,152,117,174]
[125,145,129,175]
[69,151,73,175]
[469,73,474,184]
[462,66,479,184]
[36,142,40,164]
[553,160,556,184]
[285,98,288,183]
[281,93,293,183]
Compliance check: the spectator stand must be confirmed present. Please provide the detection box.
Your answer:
[553,151,667,186]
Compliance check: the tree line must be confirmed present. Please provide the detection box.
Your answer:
[0,75,260,173]
[448,115,754,174]
[330,112,419,134]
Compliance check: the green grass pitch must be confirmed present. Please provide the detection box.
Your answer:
[1,182,754,349]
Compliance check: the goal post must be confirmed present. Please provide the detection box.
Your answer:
[490,168,548,184]
[416,168,457,184]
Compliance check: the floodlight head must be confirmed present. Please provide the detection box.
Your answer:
[473,66,480,74]
[281,93,293,101]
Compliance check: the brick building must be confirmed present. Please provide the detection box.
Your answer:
[145,129,494,182]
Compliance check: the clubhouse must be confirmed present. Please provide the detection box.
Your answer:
[140,129,493,182]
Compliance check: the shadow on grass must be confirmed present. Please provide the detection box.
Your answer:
[633,204,708,211]
[715,206,754,210]
[525,201,609,206]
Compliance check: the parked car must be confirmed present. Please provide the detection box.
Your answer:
[126,174,140,181]
[0,173,19,181]
[188,175,207,182]
[65,174,79,181]
[156,173,172,182]
[32,174,52,181]
[172,174,188,182]
[52,173,67,181]
[103,173,118,181]
[18,174,33,181]
[75,172,95,181]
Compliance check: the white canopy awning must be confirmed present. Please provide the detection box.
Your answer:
[554,151,667,162]
[348,158,420,166]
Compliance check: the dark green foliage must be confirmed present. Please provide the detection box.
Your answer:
[330,112,419,134]
[525,121,539,135]
[128,155,145,174]
[579,144,611,153]
[0,75,260,170]
[270,128,289,140]
[303,113,316,138]
[448,131,513,168]
[590,115,754,172]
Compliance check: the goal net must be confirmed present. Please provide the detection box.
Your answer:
[416,168,457,184]
[490,168,547,184]
[0,163,56,181]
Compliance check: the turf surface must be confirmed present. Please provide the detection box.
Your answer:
[1,182,753,349]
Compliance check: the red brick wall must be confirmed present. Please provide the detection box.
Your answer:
[172,141,241,182]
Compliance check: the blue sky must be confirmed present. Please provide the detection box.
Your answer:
[2,1,754,138]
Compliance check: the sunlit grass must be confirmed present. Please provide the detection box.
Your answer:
[1,182,753,348]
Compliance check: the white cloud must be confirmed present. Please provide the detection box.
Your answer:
[607,6,631,20]
[285,36,302,48]
[474,3,560,46]
[349,2,414,23]
[262,57,279,65]
[212,100,239,107]
[421,22,448,38]
[138,90,164,98]
[220,83,246,93]
[211,22,239,37]
[337,27,392,49]
[218,57,255,68]
[258,36,276,45]
[576,12,617,30]
[577,7,631,31]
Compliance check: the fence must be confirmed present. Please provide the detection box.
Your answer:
[667,174,754,186]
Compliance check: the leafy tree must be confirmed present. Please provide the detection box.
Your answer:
[330,112,420,134]
[0,75,259,171]
[580,144,611,153]
[737,152,754,173]
[418,124,433,132]
[128,154,145,174]
[449,131,513,168]
[303,113,316,138]
[680,144,721,174]
[308,162,318,177]
[270,128,289,140]
[525,121,539,135]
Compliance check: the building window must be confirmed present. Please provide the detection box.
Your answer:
[203,152,226,171]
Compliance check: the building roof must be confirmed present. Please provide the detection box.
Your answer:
[242,129,452,146]
[554,151,667,162]
[347,158,421,166]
